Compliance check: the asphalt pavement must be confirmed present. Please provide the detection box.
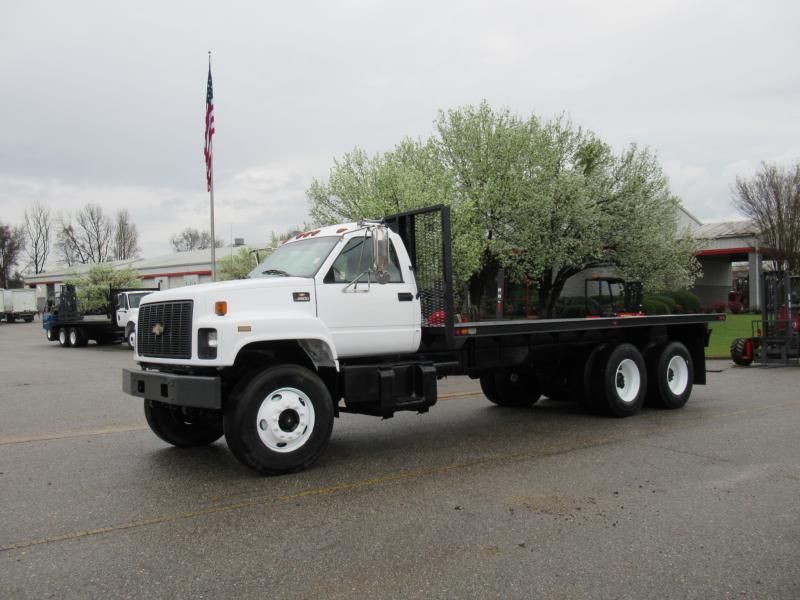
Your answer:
[1,320,798,599]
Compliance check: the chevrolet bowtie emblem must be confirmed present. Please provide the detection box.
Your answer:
[152,323,165,336]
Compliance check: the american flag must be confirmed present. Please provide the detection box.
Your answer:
[204,64,215,192]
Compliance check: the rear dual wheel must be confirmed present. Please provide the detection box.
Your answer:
[58,328,70,347]
[68,328,88,348]
[647,342,693,409]
[588,343,647,417]
[480,369,540,407]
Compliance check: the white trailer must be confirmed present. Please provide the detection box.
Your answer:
[3,289,37,322]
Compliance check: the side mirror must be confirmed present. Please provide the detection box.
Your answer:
[372,226,391,285]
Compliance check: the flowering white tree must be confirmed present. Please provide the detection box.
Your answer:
[308,102,699,317]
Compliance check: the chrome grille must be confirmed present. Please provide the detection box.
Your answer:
[137,300,193,359]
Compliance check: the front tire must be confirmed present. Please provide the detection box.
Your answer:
[126,325,136,349]
[730,338,754,366]
[223,364,334,475]
[46,327,56,342]
[144,400,223,447]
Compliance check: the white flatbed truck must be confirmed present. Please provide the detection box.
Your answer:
[122,206,723,475]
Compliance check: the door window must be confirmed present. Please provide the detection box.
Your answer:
[325,236,403,284]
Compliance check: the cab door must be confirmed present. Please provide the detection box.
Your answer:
[115,294,129,327]
[315,233,419,357]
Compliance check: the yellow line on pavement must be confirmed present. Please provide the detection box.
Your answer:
[0,424,149,446]
[0,391,484,446]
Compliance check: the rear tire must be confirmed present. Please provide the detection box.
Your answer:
[69,327,88,347]
[730,338,753,366]
[58,328,71,347]
[144,400,223,447]
[590,343,647,417]
[223,364,334,475]
[648,342,693,409]
[483,369,540,407]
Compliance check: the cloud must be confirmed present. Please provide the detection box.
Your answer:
[1,0,799,260]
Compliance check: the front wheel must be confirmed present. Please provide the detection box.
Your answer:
[223,364,334,475]
[730,338,754,366]
[126,325,136,349]
[144,400,223,446]
[45,327,56,342]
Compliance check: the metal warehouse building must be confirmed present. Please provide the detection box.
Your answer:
[23,248,232,302]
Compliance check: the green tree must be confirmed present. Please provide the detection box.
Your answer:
[217,247,257,281]
[65,264,141,312]
[308,102,700,318]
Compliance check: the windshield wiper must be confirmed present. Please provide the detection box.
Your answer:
[261,269,291,277]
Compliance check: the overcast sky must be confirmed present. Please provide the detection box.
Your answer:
[2,0,799,262]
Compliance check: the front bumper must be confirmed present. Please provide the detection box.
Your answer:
[122,368,221,410]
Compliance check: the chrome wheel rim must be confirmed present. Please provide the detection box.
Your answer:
[255,387,315,453]
[666,355,689,395]
[615,358,641,403]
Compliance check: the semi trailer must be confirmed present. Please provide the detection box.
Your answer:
[122,205,722,475]
[44,285,157,348]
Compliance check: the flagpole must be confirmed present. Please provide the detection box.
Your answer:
[208,51,216,282]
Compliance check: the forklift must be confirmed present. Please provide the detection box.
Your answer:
[731,271,800,366]
[584,276,644,318]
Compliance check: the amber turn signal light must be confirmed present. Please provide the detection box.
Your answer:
[215,301,228,316]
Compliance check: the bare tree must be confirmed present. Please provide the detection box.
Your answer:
[0,223,25,288]
[57,204,115,264]
[113,209,140,260]
[23,201,52,273]
[170,227,223,252]
[734,161,800,272]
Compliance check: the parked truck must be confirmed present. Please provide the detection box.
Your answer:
[2,288,37,323]
[44,285,157,348]
[122,206,723,475]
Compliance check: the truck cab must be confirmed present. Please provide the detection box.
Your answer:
[116,290,155,348]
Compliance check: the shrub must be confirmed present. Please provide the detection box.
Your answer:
[647,294,677,314]
[642,298,671,315]
[662,290,702,314]
[712,301,727,313]
[701,303,715,314]
[727,300,744,314]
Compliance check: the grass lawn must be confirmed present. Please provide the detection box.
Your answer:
[706,313,756,358]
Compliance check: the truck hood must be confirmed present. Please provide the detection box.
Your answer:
[139,277,317,318]
[141,277,311,302]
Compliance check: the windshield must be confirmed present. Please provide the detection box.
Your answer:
[128,292,151,308]
[248,236,340,279]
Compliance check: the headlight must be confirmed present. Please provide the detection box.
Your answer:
[198,328,218,359]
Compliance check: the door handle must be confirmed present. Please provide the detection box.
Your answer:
[397,292,414,302]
